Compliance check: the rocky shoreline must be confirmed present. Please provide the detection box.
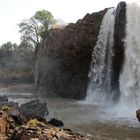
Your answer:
[0,97,89,140]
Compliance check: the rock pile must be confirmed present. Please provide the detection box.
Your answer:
[0,98,89,140]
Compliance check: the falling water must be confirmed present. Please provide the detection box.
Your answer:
[86,8,115,102]
[119,3,140,110]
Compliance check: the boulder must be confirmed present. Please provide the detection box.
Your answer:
[20,100,49,120]
[7,105,23,125]
[136,109,140,122]
[48,118,64,127]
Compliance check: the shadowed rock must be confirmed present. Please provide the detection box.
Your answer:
[35,9,108,99]
[0,109,89,140]
[20,100,49,120]
[48,118,64,127]
[136,109,140,122]
[111,1,126,100]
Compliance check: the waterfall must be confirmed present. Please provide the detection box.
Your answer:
[119,3,140,109]
[86,8,115,102]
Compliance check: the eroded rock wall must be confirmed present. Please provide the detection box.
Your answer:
[35,2,127,99]
[35,9,107,99]
[111,1,126,99]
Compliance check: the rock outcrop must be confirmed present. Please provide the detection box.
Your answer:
[111,1,126,100]
[35,9,108,99]
[136,109,140,122]
[35,2,127,100]
[0,106,89,140]
[10,122,88,140]
[20,100,49,121]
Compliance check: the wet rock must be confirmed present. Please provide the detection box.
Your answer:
[20,100,49,120]
[48,118,64,127]
[136,109,140,122]
[111,1,126,100]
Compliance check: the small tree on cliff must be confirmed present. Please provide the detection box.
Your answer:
[19,10,56,56]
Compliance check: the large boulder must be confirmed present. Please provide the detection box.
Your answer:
[20,100,49,120]
[136,109,140,122]
[35,9,108,99]
[48,118,64,127]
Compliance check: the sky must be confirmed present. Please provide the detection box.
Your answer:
[0,0,138,45]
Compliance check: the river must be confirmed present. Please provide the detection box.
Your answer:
[0,84,140,140]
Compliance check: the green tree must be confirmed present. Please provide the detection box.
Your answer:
[1,42,17,51]
[34,10,56,38]
[19,10,56,56]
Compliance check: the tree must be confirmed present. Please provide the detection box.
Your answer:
[1,42,17,51]
[19,10,56,56]
[34,10,56,38]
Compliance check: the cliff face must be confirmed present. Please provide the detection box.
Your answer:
[35,2,126,99]
[35,9,107,99]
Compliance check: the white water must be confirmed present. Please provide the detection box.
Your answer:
[86,2,140,120]
[118,3,140,116]
[86,8,115,102]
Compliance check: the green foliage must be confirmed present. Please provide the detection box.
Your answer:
[2,105,9,111]
[34,10,56,38]
[0,41,34,72]
[1,42,18,51]
[26,119,41,126]
[19,18,40,47]
[19,9,56,55]
[34,10,55,25]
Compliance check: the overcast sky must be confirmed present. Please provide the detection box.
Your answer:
[0,0,138,45]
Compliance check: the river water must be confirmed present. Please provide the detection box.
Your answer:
[46,98,140,140]
[0,84,140,140]
[9,96,140,140]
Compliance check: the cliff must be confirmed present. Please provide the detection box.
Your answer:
[35,9,107,99]
[35,2,126,99]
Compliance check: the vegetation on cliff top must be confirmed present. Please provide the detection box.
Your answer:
[19,9,56,56]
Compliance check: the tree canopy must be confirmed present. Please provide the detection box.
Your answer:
[19,9,56,55]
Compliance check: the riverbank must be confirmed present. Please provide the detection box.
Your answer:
[0,98,89,140]
[0,84,140,140]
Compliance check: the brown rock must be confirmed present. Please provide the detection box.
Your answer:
[136,109,140,122]
[0,112,7,136]
[9,122,88,140]
[111,1,126,100]
[20,100,49,121]
[35,9,108,99]
[0,108,88,140]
